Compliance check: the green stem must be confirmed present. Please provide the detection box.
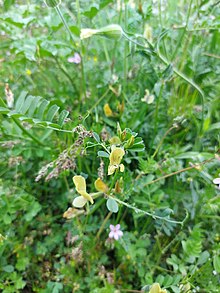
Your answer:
[152,124,177,159]
[0,96,45,146]
[96,212,112,239]
[55,6,75,43]
[123,33,205,131]
[110,196,187,225]
[171,0,193,61]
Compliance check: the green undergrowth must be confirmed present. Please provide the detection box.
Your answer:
[0,0,220,292]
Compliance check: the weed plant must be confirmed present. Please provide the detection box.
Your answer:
[0,0,220,292]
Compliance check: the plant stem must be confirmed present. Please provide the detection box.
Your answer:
[110,196,187,225]
[0,96,45,146]
[96,212,112,239]
[152,124,177,159]
[142,158,214,187]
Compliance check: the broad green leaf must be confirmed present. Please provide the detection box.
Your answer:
[106,198,118,213]
[98,151,109,158]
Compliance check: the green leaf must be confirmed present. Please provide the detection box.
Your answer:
[58,110,69,126]
[0,107,10,114]
[106,198,118,213]
[36,99,50,120]
[20,95,35,114]
[213,255,220,273]
[3,265,14,273]
[15,91,28,112]
[98,151,109,158]
[28,96,42,117]
[93,132,100,143]
[46,104,60,121]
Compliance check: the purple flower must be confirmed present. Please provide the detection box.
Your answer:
[67,53,81,64]
[109,224,123,240]
[213,177,220,189]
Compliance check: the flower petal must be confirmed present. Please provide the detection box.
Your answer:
[119,164,124,173]
[73,175,87,194]
[104,103,114,117]
[95,178,108,192]
[110,224,115,231]
[117,230,123,237]
[109,231,115,238]
[149,283,161,293]
[109,148,125,165]
[72,196,87,208]
[115,224,120,230]
[114,233,119,240]
[108,164,117,175]
[213,178,220,184]
[73,175,94,204]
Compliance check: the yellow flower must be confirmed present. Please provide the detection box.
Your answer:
[94,178,108,193]
[72,176,94,208]
[108,146,125,175]
[26,69,32,76]
[104,103,114,117]
[149,283,167,293]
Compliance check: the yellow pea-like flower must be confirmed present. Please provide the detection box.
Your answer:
[149,283,167,293]
[72,176,94,208]
[94,178,108,193]
[104,103,114,117]
[108,147,125,175]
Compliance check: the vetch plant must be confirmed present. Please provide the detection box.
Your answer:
[72,176,94,207]
[108,146,125,175]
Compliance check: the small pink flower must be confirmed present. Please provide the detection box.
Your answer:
[109,224,123,240]
[213,177,220,189]
[67,53,81,64]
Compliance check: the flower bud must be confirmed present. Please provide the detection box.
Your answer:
[80,24,123,40]
[44,0,61,8]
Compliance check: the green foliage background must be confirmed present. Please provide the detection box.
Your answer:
[0,0,220,292]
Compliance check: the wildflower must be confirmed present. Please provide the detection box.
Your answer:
[26,69,32,75]
[94,178,109,193]
[80,24,123,40]
[149,283,167,293]
[72,175,94,208]
[141,89,155,104]
[63,207,85,219]
[108,146,125,175]
[104,103,114,117]
[213,176,220,189]
[67,53,81,64]
[5,83,14,108]
[109,224,123,240]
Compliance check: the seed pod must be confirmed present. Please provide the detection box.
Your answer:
[44,0,61,8]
